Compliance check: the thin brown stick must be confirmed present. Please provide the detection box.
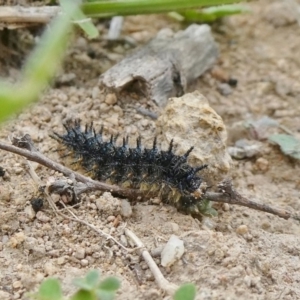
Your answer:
[24,157,138,253]
[124,228,178,295]
[207,192,292,220]
[0,6,59,28]
[0,137,298,221]
[0,137,141,199]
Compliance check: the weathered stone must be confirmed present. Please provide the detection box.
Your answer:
[156,91,231,184]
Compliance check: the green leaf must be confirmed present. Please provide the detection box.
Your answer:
[269,134,300,160]
[73,270,101,291]
[98,277,120,292]
[173,283,196,300]
[71,290,96,300]
[95,290,116,300]
[61,0,99,39]
[179,4,249,23]
[198,199,218,217]
[37,278,63,300]
[86,270,101,287]
[73,278,94,291]
[82,0,244,17]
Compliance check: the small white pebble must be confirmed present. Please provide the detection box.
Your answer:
[120,200,132,217]
[236,225,249,235]
[14,167,23,175]
[92,87,100,99]
[161,235,184,267]
[222,203,230,211]
[81,259,89,267]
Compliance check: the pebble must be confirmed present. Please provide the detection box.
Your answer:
[255,157,269,172]
[222,203,230,211]
[0,290,10,300]
[140,119,149,127]
[201,217,216,230]
[36,211,50,223]
[0,186,12,202]
[264,2,297,27]
[113,105,124,116]
[161,235,185,267]
[211,66,229,82]
[162,222,179,234]
[120,235,128,247]
[44,262,57,275]
[120,199,132,217]
[105,93,117,105]
[24,237,37,250]
[12,281,22,289]
[14,167,23,175]
[214,249,225,263]
[236,225,249,235]
[80,259,89,267]
[74,247,86,259]
[24,206,36,220]
[57,73,76,85]
[107,215,115,223]
[217,83,232,96]
[91,87,100,99]
[45,241,53,251]
[13,293,20,299]
[89,195,96,202]
[228,141,261,159]
[255,81,273,97]
[151,246,164,257]
[9,232,26,248]
[57,92,68,102]
[105,114,119,127]
[57,257,65,265]
[48,250,60,257]
[99,103,111,113]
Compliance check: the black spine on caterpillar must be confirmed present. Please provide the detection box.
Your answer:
[53,120,208,215]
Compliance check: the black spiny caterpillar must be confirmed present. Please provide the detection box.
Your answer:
[53,120,210,216]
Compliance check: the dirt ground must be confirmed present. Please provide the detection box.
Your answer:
[1,0,300,299]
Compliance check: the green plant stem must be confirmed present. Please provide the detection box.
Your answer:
[82,0,242,17]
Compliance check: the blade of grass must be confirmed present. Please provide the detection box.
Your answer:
[178,4,250,22]
[0,1,77,122]
[82,0,243,17]
[61,0,99,39]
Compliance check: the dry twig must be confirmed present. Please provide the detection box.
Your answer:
[0,135,298,221]
[0,6,59,29]
[124,228,178,295]
[23,153,137,253]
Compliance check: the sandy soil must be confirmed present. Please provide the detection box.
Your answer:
[1,0,300,299]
